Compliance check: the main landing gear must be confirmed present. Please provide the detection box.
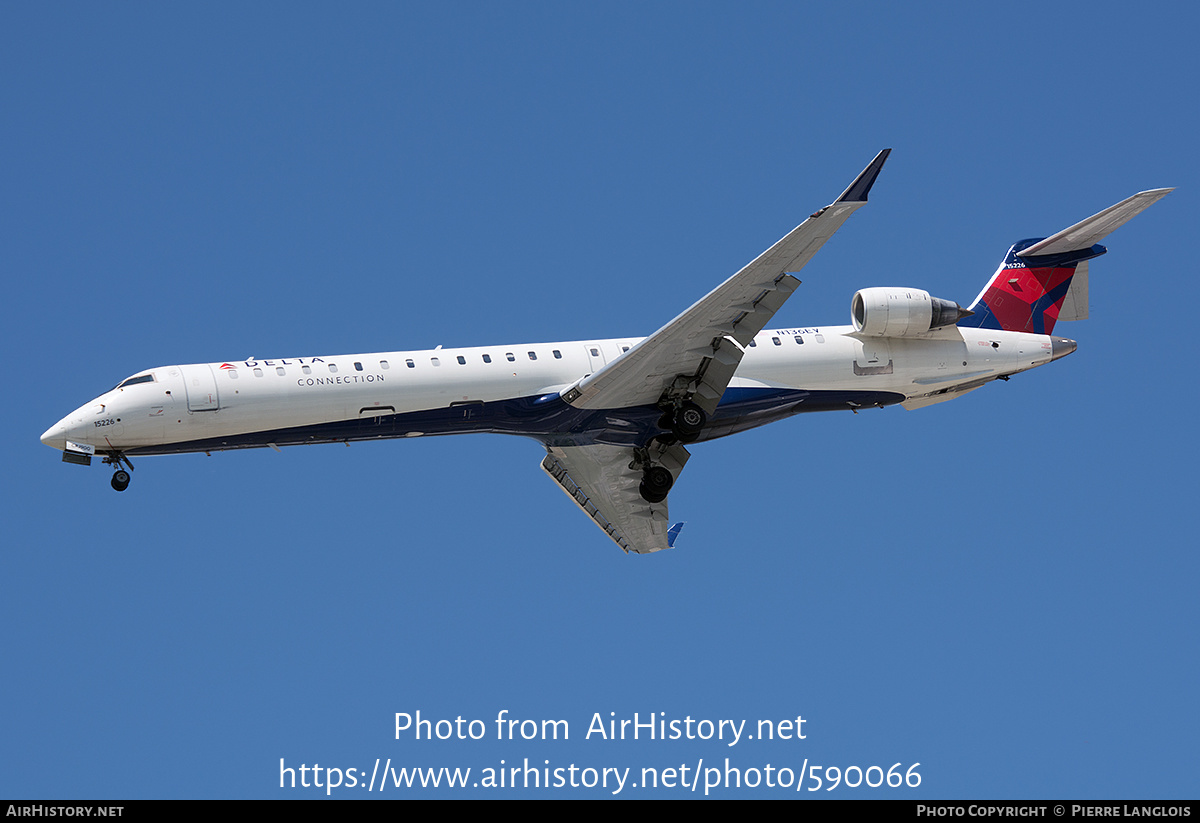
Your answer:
[102,449,134,492]
[658,401,707,443]
[640,465,674,504]
[637,398,702,502]
[633,439,680,504]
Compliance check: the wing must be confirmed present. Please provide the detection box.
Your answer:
[561,148,891,415]
[545,152,891,554]
[541,441,690,554]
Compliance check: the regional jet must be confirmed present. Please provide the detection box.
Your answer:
[40,151,1171,554]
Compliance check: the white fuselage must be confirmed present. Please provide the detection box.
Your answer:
[41,324,1061,458]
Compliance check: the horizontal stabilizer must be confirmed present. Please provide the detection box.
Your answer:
[1019,189,1172,257]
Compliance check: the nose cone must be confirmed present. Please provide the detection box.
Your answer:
[1050,337,1078,361]
[41,420,68,450]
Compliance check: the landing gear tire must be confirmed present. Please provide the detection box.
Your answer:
[639,465,673,504]
[674,403,706,438]
[111,470,130,492]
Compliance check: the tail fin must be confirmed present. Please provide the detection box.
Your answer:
[957,240,1100,334]
[958,188,1172,334]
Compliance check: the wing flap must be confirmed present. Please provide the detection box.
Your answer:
[727,273,801,345]
[691,336,742,414]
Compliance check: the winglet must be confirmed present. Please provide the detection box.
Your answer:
[836,148,892,203]
[666,522,685,549]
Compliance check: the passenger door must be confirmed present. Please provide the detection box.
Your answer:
[180,364,219,411]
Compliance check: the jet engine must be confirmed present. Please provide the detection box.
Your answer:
[851,287,971,337]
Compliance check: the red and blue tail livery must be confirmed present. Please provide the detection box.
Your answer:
[957,240,1104,335]
[960,189,1172,334]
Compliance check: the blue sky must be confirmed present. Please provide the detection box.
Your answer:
[3,2,1197,799]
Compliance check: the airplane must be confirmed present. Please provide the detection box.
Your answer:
[40,150,1171,554]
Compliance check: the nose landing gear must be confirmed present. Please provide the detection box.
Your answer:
[101,442,134,492]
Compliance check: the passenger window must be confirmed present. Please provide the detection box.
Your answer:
[253,368,263,377]
[302,365,312,374]
[528,351,537,361]
[329,363,339,373]
[589,348,599,357]
[552,350,562,359]
[406,359,415,369]
[276,367,286,376]
[431,357,440,367]
[380,360,389,369]
[506,353,515,362]
[772,337,781,346]
[794,336,804,345]
[228,370,238,379]
[354,362,363,371]
[815,334,825,343]
[621,346,630,353]
[748,340,757,348]
[457,356,466,365]
[483,354,492,364]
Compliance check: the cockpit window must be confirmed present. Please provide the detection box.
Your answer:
[117,374,155,389]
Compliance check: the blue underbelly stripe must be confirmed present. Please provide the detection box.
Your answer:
[126,387,906,456]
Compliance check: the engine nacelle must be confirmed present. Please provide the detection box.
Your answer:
[851,287,969,337]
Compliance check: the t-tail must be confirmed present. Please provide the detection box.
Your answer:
[958,188,1172,335]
